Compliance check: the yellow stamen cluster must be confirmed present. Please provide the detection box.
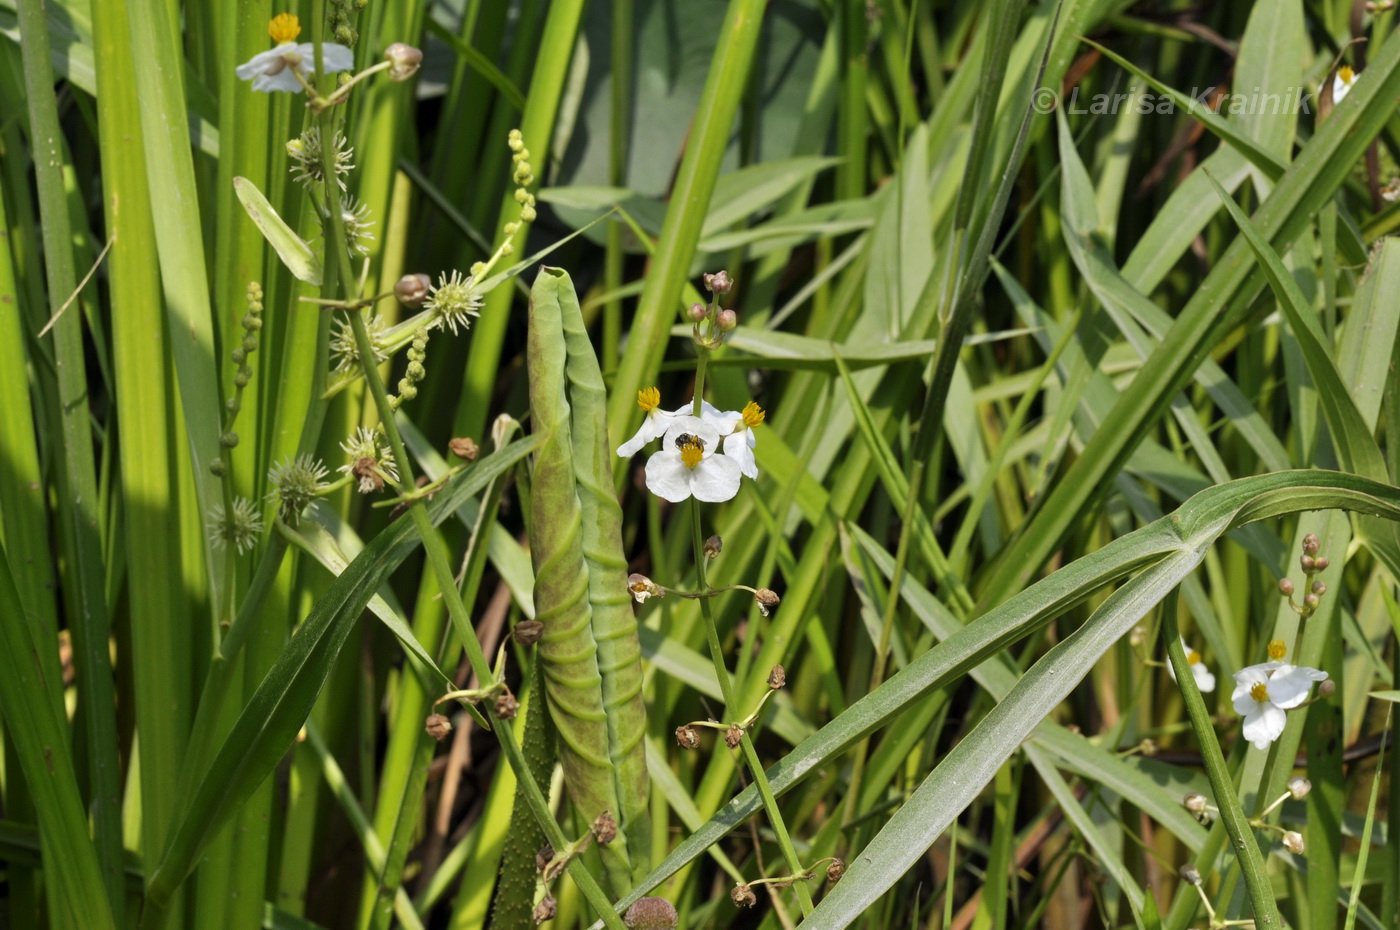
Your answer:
[1186,650,1201,665]
[1339,65,1355,84]
[1268,639,1287,661]
[638,387,661,412]
[269,13,301,44]
[741,401,765,429]
[678,438,704,469]
[1250,682,1269,703]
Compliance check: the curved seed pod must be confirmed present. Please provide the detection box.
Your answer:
[549,266,652,878]
[526,269,633,893]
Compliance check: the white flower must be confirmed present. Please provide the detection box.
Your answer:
[1231,664,1327,750]
[705,401,765,480]
[1332,65,1356,105]
[236,14,354,93]
[1166,637,1216,692]
[617,388,688,457]
[644,417,741,503]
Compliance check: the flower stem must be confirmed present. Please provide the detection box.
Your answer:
[1162,589,1281,929]
[689,501,813,916]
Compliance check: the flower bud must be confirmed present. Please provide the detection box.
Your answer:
[675,725,700,750]
[827,858,847,882]
[730,883,756,908]
[1314,556,1329,572]
[535,844,554,872]
[1183,793,1208,814]
[1302,533,1320,556]
[624,897,679,929]
[1282,831,1305,855]
[724,726,744,749]
[1278,577,1294,596]
[704,535,722,559]
[513,620,544,646]
[1179,864,1202,886]
[1311,580,1326,595]
[449,436,479,461]
[705,270,733,295]
[592,809,618,844]
[1288,776,1311,800]
[1300,554,1316,572]
[717,309,738,332]
[384,42,423,81]
[425,713,453,742]
[1129,624,1147,647]
[1304,593,1320,611]
[494,688,518,720]
[533,894,557,923]
[768,664,786,690]
[755,588,781,616]
[687,302,709,322]
[1318,679,1336,698]
[628,573,665,604]
[1138,738,1157,757]
[395,273,432,307]
[221,431,239,448]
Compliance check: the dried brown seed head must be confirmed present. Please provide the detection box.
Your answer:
[494,688,519,720]
[768,664,786,690]
[425,713,453,742]
[592,810,618,845]
[535,844,554,873]
[449,436,479,461]
[513,620,544,646]
[724,726,744,749]
[675,725,700,750]
[755,588,781,616]
[623,896,679,929]
[826,858,847,882]
[730,883,756,908]
[533,894,557,923]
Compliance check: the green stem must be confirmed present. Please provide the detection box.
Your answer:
[689,501,813,916]
[692,347,710,417]
[1162,589,1281,929]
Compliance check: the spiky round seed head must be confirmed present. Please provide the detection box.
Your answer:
[623,897,679,929]
[1278,578,1295,596]
[768,664,786,690]
[675,725,700,750]
[730,884,756,908]
[1282,831,1305,855]
[1288,776,1311,799]
[425,713,453,741]
[513,620,544,646]
[449,436,479,461]
[396,273,432,307]
[827,858,847,882]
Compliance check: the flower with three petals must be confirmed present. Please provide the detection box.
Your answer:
[1166,637,1216,692]
[236,14,354,93]
[1333,65,1356,104]
[1231,664,1328,750]
[644,417,742,503]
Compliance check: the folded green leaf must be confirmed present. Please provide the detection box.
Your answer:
[233,176,322,285]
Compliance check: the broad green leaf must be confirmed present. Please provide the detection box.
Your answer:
[233,177,323,285]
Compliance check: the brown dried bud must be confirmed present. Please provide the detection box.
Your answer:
[755,588,781,616]
[449,436,479,461]
[592,810,618,845]
[628,573,665,604]
[675,725,701,750]
[395,273,432,307]
[1278,577,1295,596]
[535,844,554,873]
[768,664,786,690]
[1282,830,1305,855]
[533,894,557,923]
[624,896,679,929]
[1179,864,1202,886]
[826,858,847,882]
[1302,533,1320,556]
[704,535,723,559]
[513,620,545,646]
[730,883,756,908]
[705,270,733,295]
[1288,776,1311,800]
[352,457,384,492]
[724,726,744,749]
[384,42,423,81]
[425,713,453,742]
[494,688,519,720]
[1318,679,1336,698]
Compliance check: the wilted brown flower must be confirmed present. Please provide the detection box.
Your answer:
[730,883,756,908]
[513,620,544,646]
[425,713,453,742]
[675,725,700,750]
[768,664,786,690]
[533,894,557,923]
[592,809,618,844]
[494,688,519,720]
[826,858,847,882]
[623,896,679,929]
[724,726,744,749]
[449,436,479,461]
[755,588,781,616]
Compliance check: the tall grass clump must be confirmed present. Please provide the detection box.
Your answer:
[7,1,1400,928]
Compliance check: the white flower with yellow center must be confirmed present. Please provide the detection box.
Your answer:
[236,14,354,93]
[1333,65,1356,105]
[644,417,741,503]
[616,387,687,457]
[1231,663,1327,750]
[1166,637,1216,692]
[705,401,765,479]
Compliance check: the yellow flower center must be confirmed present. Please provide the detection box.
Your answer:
[1339,65,1355,85]
[1186,650,1201,665]
[269,13,301,44]
[741,401,765,429]
[1267,639,1287,661]
[1250,682,1269,703]
[678,437,704,469]
[637,386,661,413]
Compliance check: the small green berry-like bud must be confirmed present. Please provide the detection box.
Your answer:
[623,897,678,930]
[210,458,228,477]
[384,42,423,81]
[221,431,239,448]
[1278,577,1294,596]
[1314,556,1330,572]
[520,205,537,222]
[1300,554,1316,572]
[1304,593,1320,610]
[1311,580,1326,595]
[231,348,246,364]
[234,371,250,388]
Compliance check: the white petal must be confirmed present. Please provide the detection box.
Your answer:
[1191,664,1216,693]
[616,411,670,457]
[1266,665,1326,709]
[1167,659,1178,682]
[1333,73,1353,104]
[1232,664,1274,685]
[722,431,758,480]
[1243,704,1287,750]
[644,452,694,503]
[1231,686,1258,717]
[236,46,292,80]
[688,455,742,502]
[309,42,356,73]
[252,69,305,92]
[661,416,720,449]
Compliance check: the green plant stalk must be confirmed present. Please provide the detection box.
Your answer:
[16,0,125,917]
[603,0,632,374]
[341,272,626,930]
[1343,705,1391,930]
[605,0,769,456]
[1163,592,1280,929]
[688,501,813,916]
